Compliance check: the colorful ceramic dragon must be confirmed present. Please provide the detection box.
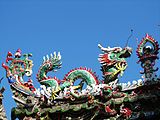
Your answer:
[2,44,132,119]
[98,44,132,84]
[2,44,131,97]
[36,52,99,95]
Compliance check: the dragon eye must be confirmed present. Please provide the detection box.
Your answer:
[110,54,116,59]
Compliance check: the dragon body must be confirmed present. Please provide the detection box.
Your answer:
[36,52,99,91]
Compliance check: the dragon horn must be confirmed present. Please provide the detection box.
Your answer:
[46,55,49,61]
[58,52,61,60]
[50,53,53,58]
[43,56,46,62]
[54,52,56,58]
[98,44,111,52]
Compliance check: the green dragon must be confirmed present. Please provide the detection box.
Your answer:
[36,52,99,93]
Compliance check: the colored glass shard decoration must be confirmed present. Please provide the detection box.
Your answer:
[2,34,160,120]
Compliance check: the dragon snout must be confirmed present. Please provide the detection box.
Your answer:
[119,47,132,58]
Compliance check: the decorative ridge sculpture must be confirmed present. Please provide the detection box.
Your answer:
[136,33,159,82]
[2,34,160,120]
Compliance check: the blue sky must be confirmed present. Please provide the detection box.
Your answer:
[0,0,160,119]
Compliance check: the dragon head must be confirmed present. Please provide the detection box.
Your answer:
[98,44,132,84]
[37,52,62,83]
[2,49,33,83]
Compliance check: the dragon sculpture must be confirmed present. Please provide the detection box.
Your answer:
[2,34,160,120]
